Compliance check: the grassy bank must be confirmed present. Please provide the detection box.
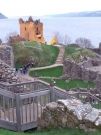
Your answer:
[0,128,100,135]
[29,66,63,77]
[42,78,95,90]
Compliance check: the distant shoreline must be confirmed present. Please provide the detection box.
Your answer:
[47,11,101,17]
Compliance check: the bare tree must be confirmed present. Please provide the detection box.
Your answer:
[63,34,72,45]
[53,32,72,45]
[75,37,93,48]
[5,32,18,45]
[53,32,63,44]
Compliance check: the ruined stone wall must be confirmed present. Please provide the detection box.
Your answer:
[63,59,98,82]
[0,59,20,84]
[0,45,34,85]
[91,48,101,55]
[95,74,101,91]
[89,43,101,55]
[63,59,101,91]
[0,45,14,67]
[0,45,25,84]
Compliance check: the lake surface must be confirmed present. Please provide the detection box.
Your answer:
[0,17,101,47]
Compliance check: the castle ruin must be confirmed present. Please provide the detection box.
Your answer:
[19,16,45,43]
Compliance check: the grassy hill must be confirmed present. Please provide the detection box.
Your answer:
[13,41,59,69]
[64,45,96,63]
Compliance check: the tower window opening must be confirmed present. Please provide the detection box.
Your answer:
[36,27,40,35]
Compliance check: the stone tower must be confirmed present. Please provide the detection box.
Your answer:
[19,16,45,43]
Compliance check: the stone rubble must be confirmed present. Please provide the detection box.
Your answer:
[39,98,101,131]
[0,45,14,67]
[0,59,20,84]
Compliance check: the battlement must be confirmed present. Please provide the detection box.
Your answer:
[19,16,45,43]
[19,17,41,24]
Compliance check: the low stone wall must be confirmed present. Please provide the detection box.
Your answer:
[89,43,101,55]
[90,48,101,55]
[39,98,101,131]
[63,59,99,82]
[0,45,14,67]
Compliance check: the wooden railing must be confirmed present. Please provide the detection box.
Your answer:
[0,80,50,93]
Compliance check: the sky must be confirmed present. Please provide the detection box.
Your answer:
[0,0,101,17]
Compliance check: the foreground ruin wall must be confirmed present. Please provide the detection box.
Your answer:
[39,98,101,131]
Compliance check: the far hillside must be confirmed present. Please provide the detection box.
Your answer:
[0,13,7,19]
[12,41,59,69]
[50,11,101,17]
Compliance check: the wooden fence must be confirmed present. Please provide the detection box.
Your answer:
[0,80,70,131]
[0,90,51,130]
[0,80,101,131]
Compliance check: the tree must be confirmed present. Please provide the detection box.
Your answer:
[75,37,93,48]
[53,32,63,45]
[50,36,58,45]
[63,34,72,45]
[5,32,18,45]
[53,32,72,45]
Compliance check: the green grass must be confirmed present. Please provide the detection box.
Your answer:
[92,103,101,109]
[42,78,95,90]
[29,66,95,90]
[29,66,63,77]
[65,45,78,55]
[0,128,101,135]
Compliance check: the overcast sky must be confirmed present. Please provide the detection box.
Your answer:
[0,0,101,17]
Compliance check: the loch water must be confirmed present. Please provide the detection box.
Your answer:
[0,17,101,47]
